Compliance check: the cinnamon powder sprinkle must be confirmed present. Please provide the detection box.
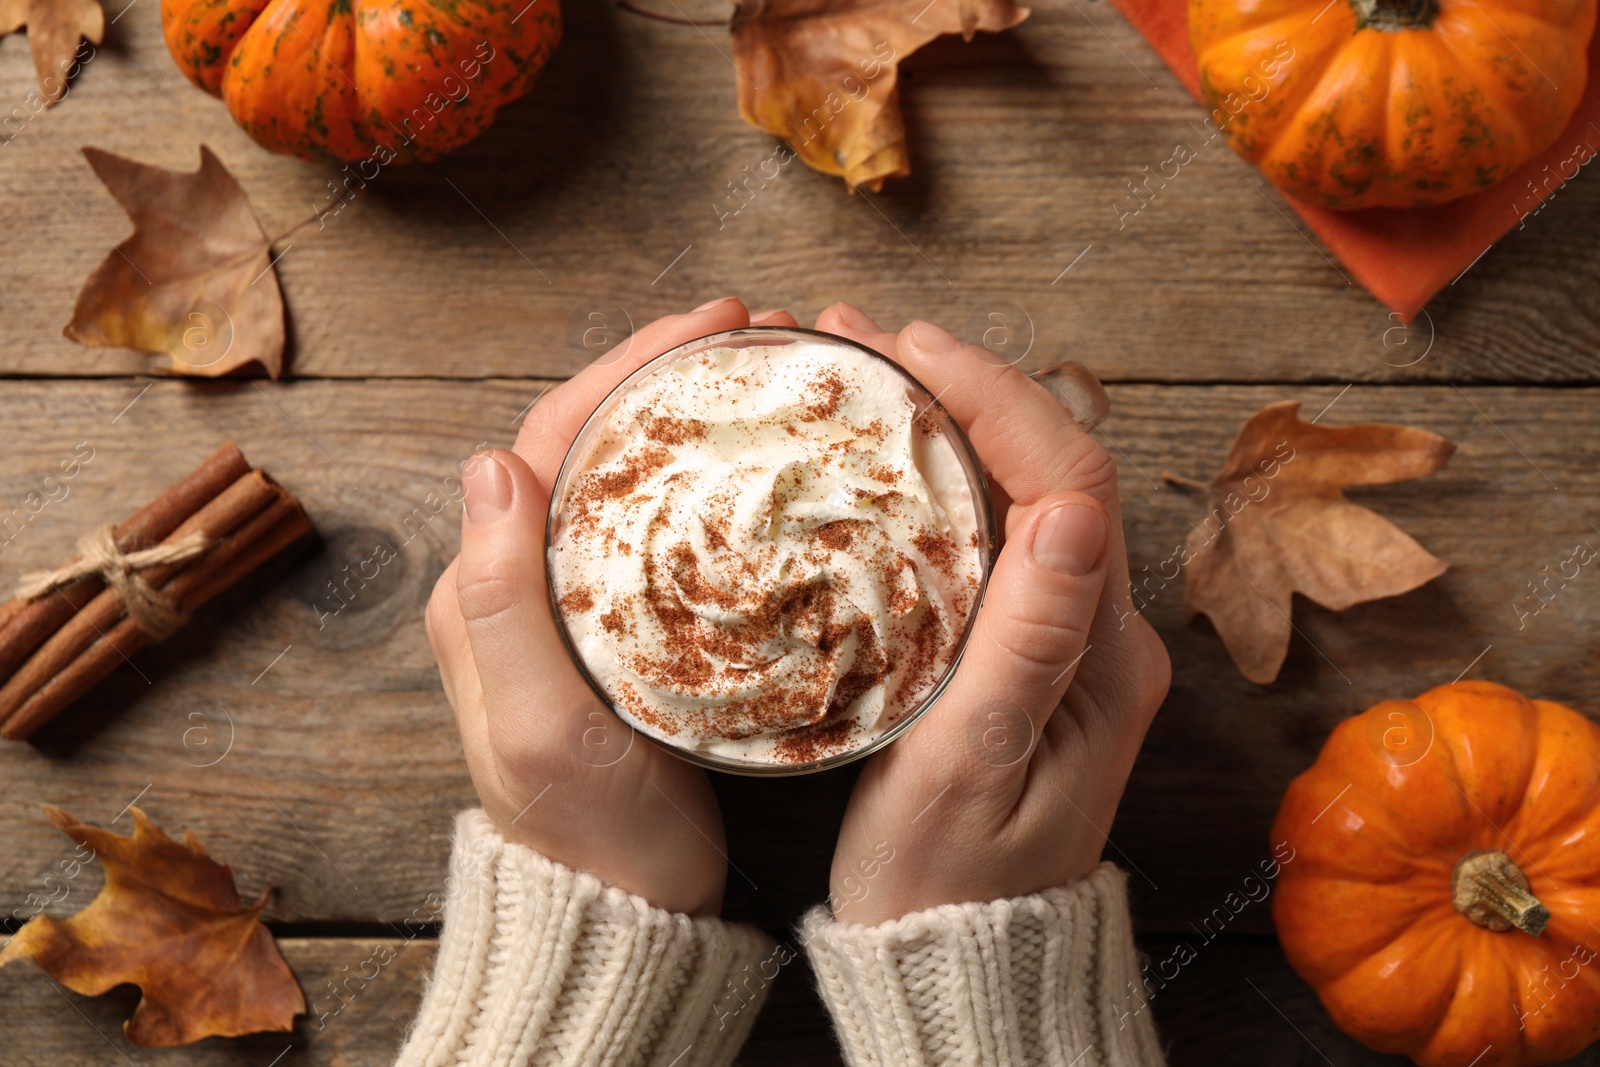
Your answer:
[645,415,707,446]
[703,515,731,552]
[667,542,741,610]
[803,371,848,422]
[581,447,674,504]
[614,682,679,736]
[565,447,676,534]
[599,602,628,635]
[891,605,947,713]
[816,520,855,551]
[885,558,919,616]
[913,527,960,578]
[774,715,860,764]
[590,467,641,500]
[560,586,595,613]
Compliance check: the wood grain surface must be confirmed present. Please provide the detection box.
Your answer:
[3,0,1599,1062]
[6,936,1600,1066]
[2,2,1598,382]
[0,380,1594,939]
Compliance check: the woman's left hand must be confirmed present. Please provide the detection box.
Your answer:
[424,298,798,917]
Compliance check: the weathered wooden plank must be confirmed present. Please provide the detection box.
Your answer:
[1112,383,1600,935]
[0,379,516,929]
[0,933,847,1066]
[6,936,1599,1065]
[0,936,432,1067]
[1,4,1597,381]
[0,380,1595,939]
[1133,939,1600,1067]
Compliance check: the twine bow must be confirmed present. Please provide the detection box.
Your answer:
[13,526,211,639]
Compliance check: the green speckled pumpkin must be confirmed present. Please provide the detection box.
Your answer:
[1188,0,1594,208]
[161,0,560,163]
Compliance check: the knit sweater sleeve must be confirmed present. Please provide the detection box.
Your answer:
[799,863,1166,1067]
[395,810,777,1067]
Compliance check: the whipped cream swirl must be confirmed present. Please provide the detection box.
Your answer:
[548,339,984,765]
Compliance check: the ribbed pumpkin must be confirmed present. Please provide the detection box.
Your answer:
[161,0,561,163]
[1188,0,1596,208]
[1272,681,1600,1066]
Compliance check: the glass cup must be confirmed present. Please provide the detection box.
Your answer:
[545,326,998,776]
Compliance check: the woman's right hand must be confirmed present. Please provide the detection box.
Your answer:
[813,304,1171,925]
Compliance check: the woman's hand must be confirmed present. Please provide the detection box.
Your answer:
[813,303,1171,926]
[424,297,797,917]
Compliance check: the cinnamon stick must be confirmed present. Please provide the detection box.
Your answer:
[0,443,249,681]
[0,470,284,726]
[1,492,312,741]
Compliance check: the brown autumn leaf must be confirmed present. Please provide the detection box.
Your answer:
[0,0,103,105]
[0,805,305,1047]
[64,145,286,379]
[730,0,1030,191]
[1180,400,1455,684]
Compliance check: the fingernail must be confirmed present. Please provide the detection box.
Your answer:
[908,320,963,353]
[464,453,512,525]
[831,303,882,333]
[693,296,736,312]
[1032,503,1106,576]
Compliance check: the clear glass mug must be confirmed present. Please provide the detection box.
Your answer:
[544,326,1106,776]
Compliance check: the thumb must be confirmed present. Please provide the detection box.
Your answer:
[911,492,1111,770]
[454,448,574,754]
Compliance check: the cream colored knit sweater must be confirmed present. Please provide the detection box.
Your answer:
[395,811,1165,1067]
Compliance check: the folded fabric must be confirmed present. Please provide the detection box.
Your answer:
[1104,0,1600,318]
[802,863,1166,1067]
[394,810,777,1067]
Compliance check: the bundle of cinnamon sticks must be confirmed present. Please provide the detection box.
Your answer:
[0,443,312,741]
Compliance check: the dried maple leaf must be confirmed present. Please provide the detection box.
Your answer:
[0,0,103,105]
[1179,401,1455,684]
[0,805,304,1047]
[730,0,1030,191]
[64,146,286,379]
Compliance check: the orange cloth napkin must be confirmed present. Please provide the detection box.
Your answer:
[1105,0,1600,318]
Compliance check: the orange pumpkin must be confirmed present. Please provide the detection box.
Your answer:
[1272,681,1600,1066]
[1188,0,1596,208]
[160,0,560,163]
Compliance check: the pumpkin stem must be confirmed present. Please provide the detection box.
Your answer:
[1452,850,1550,937]
[1348,0,1437,30]
[615,0,729,26]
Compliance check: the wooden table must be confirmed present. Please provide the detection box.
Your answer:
[2,1,1598,1063]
